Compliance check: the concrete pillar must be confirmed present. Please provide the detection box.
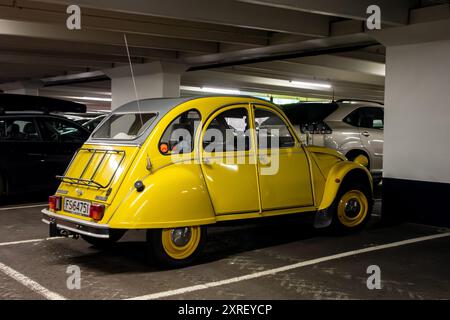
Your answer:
[104,61,187,110]
[371,20,450,227]
[0,81,42,95]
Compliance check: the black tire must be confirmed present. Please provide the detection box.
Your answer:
[147,226,207,268]
[328,182,373,234]
[81,229,126,249]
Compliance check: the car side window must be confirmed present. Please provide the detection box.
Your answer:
[344,107,384,129]
[0,118,41,141]
[38,117,88,143]
[159,110,201,155]
[343,109,361,127]
[203,108,250,152]
[359,107,384,129]
[254,108,295,149]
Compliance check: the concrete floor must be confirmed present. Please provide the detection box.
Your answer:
[0,199,449,300]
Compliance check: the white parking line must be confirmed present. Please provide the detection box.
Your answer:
[127,232,450,300]
[0,262,66,300]
[0,204,47,211]
[0,237,63,247]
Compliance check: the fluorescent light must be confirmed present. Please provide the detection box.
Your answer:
[201,87,240,95]
[290,81,332,90]
[180,85,202,92]
[180,85,240,95]
[65,96,112,102]
[81,96,112,102]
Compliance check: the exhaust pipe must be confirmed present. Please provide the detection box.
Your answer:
[59,229,79,239]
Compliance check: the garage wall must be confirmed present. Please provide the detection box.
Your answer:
[384,39,450,183]
[382,39,450,227]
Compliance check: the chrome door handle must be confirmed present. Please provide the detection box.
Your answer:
[362,131,370,137]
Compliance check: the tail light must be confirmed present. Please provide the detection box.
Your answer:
[89,204,105,221]
[49,196,62,211]
[302,122,332,135]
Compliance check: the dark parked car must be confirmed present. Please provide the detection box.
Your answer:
[0,94,91,197]
[82,114,107,132]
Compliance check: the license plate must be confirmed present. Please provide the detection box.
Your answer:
[64,198,91,217]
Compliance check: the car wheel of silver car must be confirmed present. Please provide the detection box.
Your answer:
[147,226,207,268]
[346,151,370,169]
[81,229,126,249]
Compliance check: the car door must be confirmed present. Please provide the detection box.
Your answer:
[357,107,384,173]
[200,105,260,215]
[253,105,314,211]
[36,116,90,189]
[0,116,46,193]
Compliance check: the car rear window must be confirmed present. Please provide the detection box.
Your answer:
[281,103,338,125]
[92,112,157,140]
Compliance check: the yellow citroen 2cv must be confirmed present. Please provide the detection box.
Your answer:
[42,96,373,267]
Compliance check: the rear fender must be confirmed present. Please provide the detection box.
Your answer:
[107,163,216,229]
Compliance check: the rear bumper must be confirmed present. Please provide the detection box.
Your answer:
[42,209,110,239]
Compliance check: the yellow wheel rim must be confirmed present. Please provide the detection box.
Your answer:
[161,226,201,260]
[337,190,368,228]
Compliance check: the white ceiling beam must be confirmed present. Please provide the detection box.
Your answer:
[228,61,385,86]
[184,33,377,68]
[334,51,385,63]
[30,0,331,36]
[410,3,450,24]
[18,0,266,37]
[0,35,179,59]
[0,51,138,69]
[289,54,386,77]
[0,4,268,46]
[237,0,413,25]
[0,18,218,53]
[40,71,106,84]
[0,62,84,82]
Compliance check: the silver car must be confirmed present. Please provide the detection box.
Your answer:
[281,100,384,182]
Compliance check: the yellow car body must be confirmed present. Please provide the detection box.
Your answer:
[42,96,373,267]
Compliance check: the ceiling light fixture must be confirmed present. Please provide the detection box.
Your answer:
[181,86,241,95]
[60,96,112,102]
[79,96,112,102]
[202,87,241,95]
[289,81,332,90]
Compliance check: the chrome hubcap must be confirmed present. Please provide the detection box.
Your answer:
[344,199,361,218]
[170,227,192,247]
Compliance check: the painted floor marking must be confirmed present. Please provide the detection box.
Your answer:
[0,204,47,211]
[0,237,63,247]
[0,262,66,300]
[128,232,450,300]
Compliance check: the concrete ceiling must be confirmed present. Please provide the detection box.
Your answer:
[0,0,448,107]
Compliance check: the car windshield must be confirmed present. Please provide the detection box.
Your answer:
[92,112,157,140]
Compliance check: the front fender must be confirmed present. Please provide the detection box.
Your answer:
[318,161,373,211]
[108,163,216,229]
